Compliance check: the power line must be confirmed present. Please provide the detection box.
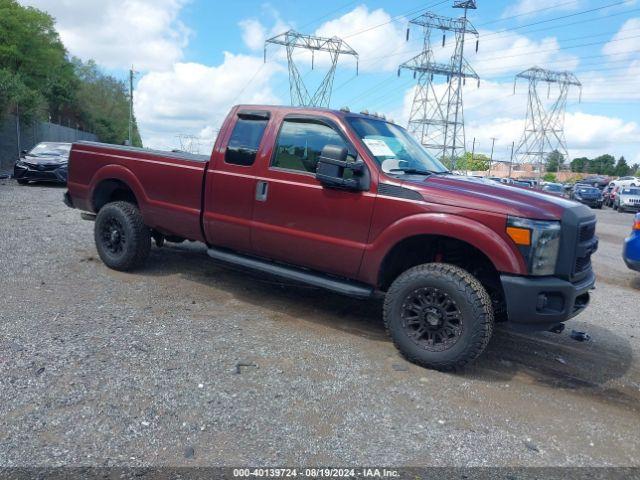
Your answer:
[481,0,632,39]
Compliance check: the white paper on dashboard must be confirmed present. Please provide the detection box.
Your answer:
[362,138,395,157]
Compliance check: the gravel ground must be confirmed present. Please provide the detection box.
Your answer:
[1,179,639,467]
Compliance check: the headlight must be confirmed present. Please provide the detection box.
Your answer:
[507,216,561,276]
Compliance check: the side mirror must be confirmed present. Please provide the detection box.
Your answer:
[316,145,370,192]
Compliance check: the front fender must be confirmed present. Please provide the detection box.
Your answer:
[359,212,527,286]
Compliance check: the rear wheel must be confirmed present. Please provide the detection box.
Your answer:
[383,263,494,371]
[94,201,150,271]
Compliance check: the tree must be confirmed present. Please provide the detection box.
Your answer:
[543,172,557,182]
[73,59,142,147]
[545,150,564,172]
[590,154,615,175]
[0,0,78,120]
[614,156,631,177]
[443,152,490,171]
[570,157,589,173]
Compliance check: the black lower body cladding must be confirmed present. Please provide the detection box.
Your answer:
[501,202,598,330]
[500,271,595,330]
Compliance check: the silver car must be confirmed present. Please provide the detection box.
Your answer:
[615,187,640,213]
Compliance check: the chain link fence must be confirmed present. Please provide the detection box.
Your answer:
[0,114,97,174]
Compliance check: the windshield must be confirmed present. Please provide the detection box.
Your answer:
[622,188,640,195]
[545,184,563,192]
[577,186,599,194]
[347,117,448,175]
[29,143,71,156]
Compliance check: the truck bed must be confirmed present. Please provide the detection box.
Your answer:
[67,141,210,241]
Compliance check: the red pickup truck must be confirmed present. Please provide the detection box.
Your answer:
[65,105,598,370]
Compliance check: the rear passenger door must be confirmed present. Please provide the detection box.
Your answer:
[203,109,271,253]
[250,115,376,279]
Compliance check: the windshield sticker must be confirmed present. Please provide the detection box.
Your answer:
[363,138,395,157]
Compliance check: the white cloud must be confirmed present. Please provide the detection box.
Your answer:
[502,0,581,19]
[239,6,290,51]
[134,54,283,150]
[249,5,412,73]
[602,17,640,59]
[315,5,411,72]
[21,0,191,71]
[393,80,640,165]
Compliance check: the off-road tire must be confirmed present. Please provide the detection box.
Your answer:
[94,201,150,271]
[383,263,494,371]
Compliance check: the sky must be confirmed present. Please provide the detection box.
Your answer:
[20,0,640,165]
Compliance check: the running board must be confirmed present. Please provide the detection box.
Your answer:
[206,247,374,299]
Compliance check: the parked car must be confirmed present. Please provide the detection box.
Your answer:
[614,187,640,213]
[623,214,640,271]
[582,175,610,190]
[13,142,72,185]
[541,183,564,196]
[611,176,640,188]
[607,186,621,208]
[571,185,603,208]
[64,105,598,370]
[602,185,615,207]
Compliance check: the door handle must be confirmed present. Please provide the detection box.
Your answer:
[255,180,269,202]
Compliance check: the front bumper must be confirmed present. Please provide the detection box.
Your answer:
[13,162,68,183]
[575,198,602,208]
[501,271,595,329]
[619,203,640,212]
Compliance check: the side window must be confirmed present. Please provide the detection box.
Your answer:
[225,116,269,166]
[271,119,355,173]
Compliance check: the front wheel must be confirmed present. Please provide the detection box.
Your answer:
[94,201,151,271]
[383,263,494,371]
[16,179,28,185]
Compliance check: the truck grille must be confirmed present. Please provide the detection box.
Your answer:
[574,221,597,276]
[579,222,596,242]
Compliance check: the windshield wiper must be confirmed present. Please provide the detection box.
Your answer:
[389,168,449,176]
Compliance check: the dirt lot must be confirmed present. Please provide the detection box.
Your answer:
[1,179,639,467]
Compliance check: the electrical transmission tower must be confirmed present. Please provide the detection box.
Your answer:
[513,66,582,173]
[399,1,479,164]
[265,30,358,108]
[176,134,201,154]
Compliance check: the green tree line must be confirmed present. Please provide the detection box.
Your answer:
[0,0,142,146]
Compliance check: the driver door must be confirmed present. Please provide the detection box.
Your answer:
[251,115,376,279]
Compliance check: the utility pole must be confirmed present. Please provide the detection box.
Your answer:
[508,141,515,179]
[470,137,475,176]
[399,1,479,167]
[128,67,137,146]
[488,137,496,176]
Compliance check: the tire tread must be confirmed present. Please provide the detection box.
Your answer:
[383,263,493,371]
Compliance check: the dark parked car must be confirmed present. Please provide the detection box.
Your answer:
[13,142,72,185]
[571,185,603,208]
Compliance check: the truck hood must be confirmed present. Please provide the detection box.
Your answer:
[405,174,575,221]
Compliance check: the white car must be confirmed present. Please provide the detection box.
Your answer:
[610,176,640,188]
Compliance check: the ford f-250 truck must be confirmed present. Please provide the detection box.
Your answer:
[64,105,598,370]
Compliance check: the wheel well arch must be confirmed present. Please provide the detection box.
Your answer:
[377,234,506,320]
[92,179,138,211]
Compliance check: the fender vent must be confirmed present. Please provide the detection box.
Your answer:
[378,183,423,201]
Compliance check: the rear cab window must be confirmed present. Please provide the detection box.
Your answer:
[225,110,270,166]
